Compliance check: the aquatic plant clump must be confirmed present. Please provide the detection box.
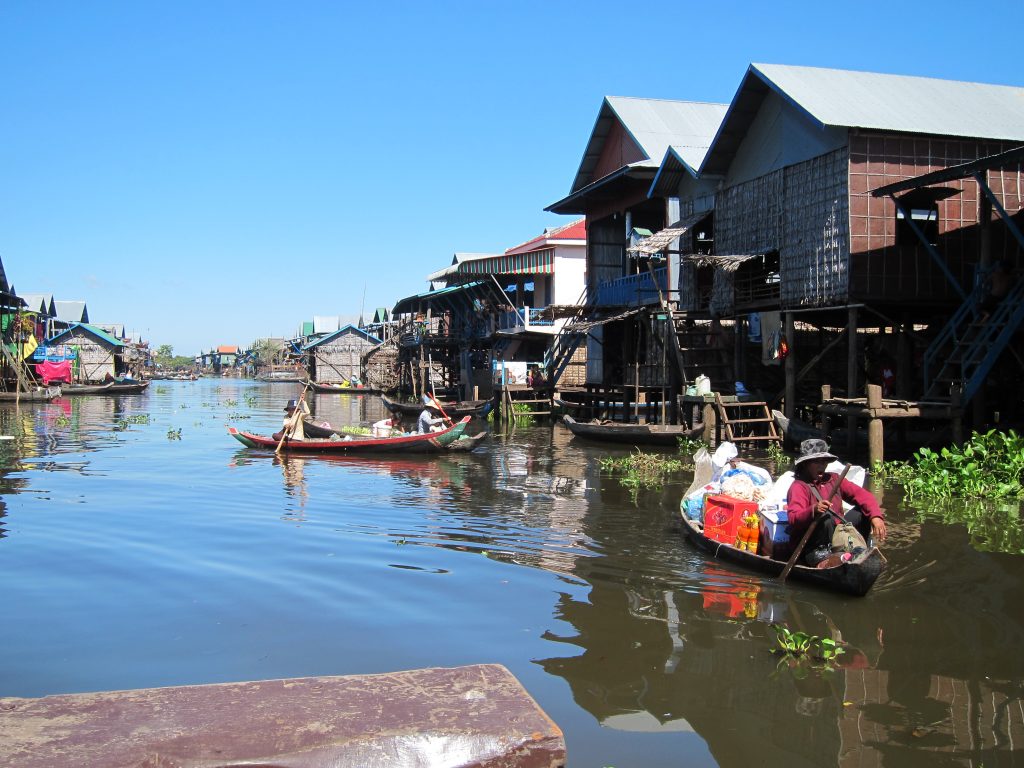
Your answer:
[879,429,1024,500]
[599,450,684,490]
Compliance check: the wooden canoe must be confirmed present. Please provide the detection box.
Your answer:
[678,509,884,597]
[381,393,492,418]
[59,381,150,395]
[228,416,471,454]
[308,381,380,395]
[298,418,339,439]
[561,415,702,447]
[771,409,826,450]
[0,386,63,402]
[446,431,488,452]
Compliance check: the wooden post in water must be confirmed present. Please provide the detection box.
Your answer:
[846,307,859,454]
[784,312,795,419]
[867,383,884,466]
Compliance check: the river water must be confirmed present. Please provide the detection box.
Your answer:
[1,378,1021,768]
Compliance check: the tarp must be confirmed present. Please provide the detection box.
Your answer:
[36,360,72,385]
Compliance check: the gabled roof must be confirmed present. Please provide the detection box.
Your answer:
[48,322,125,347]
[54,300,89,323]
[567,97,729,194]
[371,307,390,324]
[217,345,238,354]
[505,219,586,256]
[20,293,55,315]
[95,323,125,339]
[303,324,381,349]
[701,63,1024,175]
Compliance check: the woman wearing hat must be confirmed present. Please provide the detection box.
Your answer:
[416,395,447,434]
[272,399,307,441]
[786,439,886,565]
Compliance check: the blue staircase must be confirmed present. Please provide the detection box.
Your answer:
[922,268,1024,403]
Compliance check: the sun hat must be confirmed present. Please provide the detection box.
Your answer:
[284,399,298,412]
[794,438,838,466]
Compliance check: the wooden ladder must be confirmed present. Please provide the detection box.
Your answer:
[714,393,781,447]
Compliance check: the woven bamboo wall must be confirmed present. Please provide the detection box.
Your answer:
[312,332,377,383]
[364,346,399,391]
[64,329,116,382]
[781,147,850,306]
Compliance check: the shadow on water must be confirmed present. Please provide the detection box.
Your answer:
[0,382,1022,767]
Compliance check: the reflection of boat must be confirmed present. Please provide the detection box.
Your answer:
[0,386,62,401]
[561,415,701,447]
[60,381,150,395]
[772,409,825,450]
[381,393,492,418]
[678,512,884,597]
[308,381,379,395]
[228,416,471,453]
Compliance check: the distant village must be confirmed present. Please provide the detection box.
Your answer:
[2,62,1022,461]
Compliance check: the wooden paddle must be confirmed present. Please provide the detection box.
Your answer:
[778,463,851,582]
[275,382,311,455]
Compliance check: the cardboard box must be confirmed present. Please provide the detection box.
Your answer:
[758,507,791,559]
[703,495,757,545]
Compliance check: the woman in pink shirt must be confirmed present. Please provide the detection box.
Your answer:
[786,439,887,565]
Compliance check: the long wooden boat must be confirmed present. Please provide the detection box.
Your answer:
[772,409,826,450]
[0,386,63,402]
[228,416,471,454]
[381,393,492,418]
[255,372,305,383]
[59,381,150,395]
[561,414,702,446]
[298,418,340,439]
[447,431,488,452]
[308,381,380,395]
[678,511,884,597]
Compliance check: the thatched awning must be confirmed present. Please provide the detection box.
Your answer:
[626,210,711,255]
[682,254,761,273]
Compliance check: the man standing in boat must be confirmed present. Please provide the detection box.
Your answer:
[786,439,886,565]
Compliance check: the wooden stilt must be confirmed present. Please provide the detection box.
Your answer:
[784,312,795,419]
[866,384,884,465]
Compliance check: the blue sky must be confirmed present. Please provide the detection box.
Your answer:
[2,1,1022,355]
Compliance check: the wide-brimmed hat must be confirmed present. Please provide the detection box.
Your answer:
[284,399,298,412]
[421,394,440,409]
[794,438,838,466]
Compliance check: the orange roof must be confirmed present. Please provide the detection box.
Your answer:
[217,345,238,354]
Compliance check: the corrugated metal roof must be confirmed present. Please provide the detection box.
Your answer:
[54,300,88,323]
[48,322,125,347]
[303,324,381,350]
[568,97,728,194]
[752,63,1024,140]
[19,293,53,315]
[426,253,496,283]
[505,219,586,256]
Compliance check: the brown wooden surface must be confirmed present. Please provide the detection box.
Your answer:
[0,664,565,768]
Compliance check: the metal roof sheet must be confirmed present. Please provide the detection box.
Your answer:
[567,97,728,194]
[751,63,1024,140]
[303,324,381,350]
[19,293,53,315]
[48,322,125,347]
[54,300,88,323]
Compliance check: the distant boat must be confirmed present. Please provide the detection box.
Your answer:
[561,415,702,447]
[0,386,62,402]
[308,380,379,395]
[255,371,305,383]
[771,409,826,450]
[228,416,471,454]
[59,381,150,395]
[381,393,492,419]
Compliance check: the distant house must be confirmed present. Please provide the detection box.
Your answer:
[217,345,239,367]
[46,323,126,382]
[51,300,89,334]
[304,325,381,384]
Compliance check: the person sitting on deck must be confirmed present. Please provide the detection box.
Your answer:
[272,399,307,441]
[416,396,447,434]
[786,439,886,566]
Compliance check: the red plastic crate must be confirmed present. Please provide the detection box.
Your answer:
[703,495,758,545]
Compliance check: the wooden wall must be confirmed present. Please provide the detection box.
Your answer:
[63,330,117,382]
[311,331,377,383]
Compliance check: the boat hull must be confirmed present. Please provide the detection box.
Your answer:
[228,416,471,454]
[381,394,491,418]
[679,509,884,597]
[561,415,701,446]
[309,381,379,395]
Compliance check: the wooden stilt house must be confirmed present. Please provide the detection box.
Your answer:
[46,323,126,383]
[304,324,381,384]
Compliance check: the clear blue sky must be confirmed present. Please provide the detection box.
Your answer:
[3,1,1022,356]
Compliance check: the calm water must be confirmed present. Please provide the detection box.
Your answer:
[1,379,1021,768]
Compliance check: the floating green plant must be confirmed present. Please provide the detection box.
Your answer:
[600,449,683,491]
[770,623,844,665]
[167,428,182,440]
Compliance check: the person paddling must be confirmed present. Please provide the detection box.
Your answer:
[786,439,886,565]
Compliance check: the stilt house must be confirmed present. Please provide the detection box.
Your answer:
[304,325,381,384]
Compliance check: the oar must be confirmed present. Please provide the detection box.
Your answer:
[779,463,851,582]
[275,381,311,455]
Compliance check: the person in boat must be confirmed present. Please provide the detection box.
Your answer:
[786,439,886,565]
[416,396,447,434]
[272,399,307,441]
[372,414,404,437]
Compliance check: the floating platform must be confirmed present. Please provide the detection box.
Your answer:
[0,664,565,768]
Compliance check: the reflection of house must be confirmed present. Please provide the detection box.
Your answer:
[304,325,381,384]
[45,323,126,382]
